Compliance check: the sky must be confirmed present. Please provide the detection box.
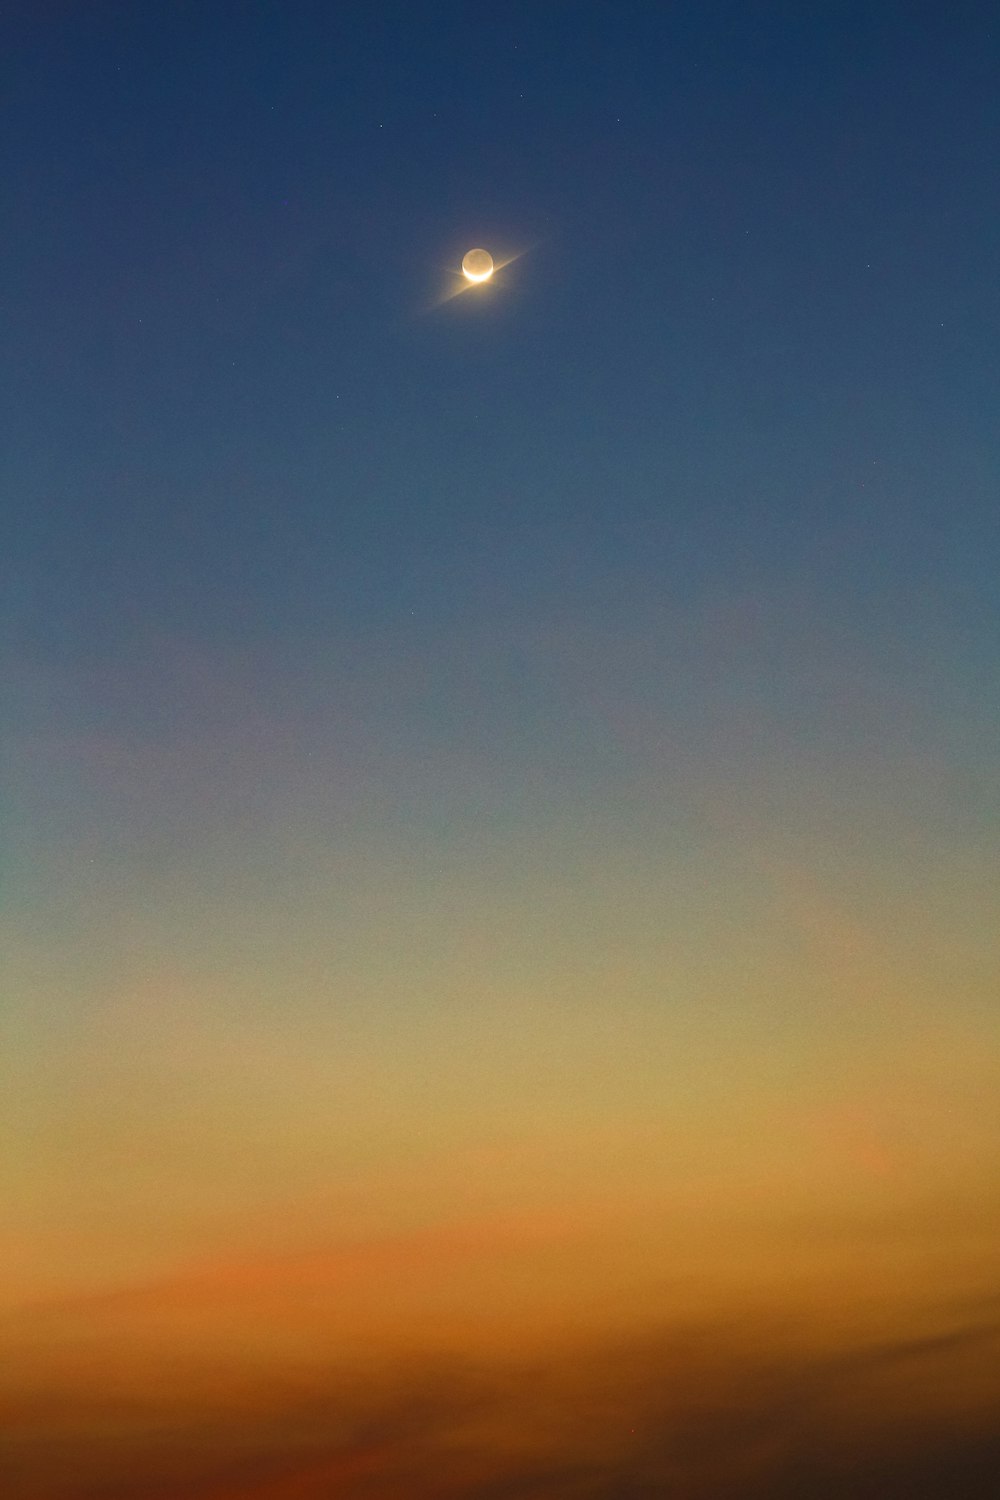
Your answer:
[2,2,999,1495]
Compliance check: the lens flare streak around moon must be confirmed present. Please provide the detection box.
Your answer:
[428,242,533,310]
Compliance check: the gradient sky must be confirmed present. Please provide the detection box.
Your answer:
[3,3,999,1496]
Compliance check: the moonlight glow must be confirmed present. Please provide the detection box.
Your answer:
[461,248,494,283]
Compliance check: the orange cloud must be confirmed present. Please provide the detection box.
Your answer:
[19,1207,586,1323]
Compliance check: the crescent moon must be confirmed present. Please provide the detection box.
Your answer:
[461,248,495,283]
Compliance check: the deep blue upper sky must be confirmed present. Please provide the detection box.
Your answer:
[4,1,998,677]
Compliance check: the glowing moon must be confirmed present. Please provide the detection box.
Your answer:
[461,248,494,283]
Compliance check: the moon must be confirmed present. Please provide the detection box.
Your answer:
[461,248,494,283]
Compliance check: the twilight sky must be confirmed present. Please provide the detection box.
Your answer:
[3,3,999,1496]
